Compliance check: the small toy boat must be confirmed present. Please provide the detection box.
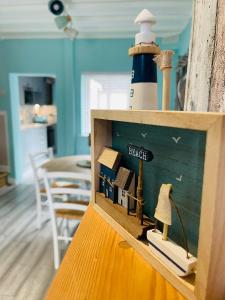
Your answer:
[147,184,197,277]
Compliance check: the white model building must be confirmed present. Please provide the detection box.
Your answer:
[114,167,135,209]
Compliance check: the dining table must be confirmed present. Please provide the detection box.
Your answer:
[41,156,91,174]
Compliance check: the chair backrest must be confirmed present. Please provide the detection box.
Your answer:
[29,148,54,182]
[43,170,91,269]
[42,170,91,212]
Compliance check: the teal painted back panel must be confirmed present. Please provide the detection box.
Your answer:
[112,121,206,256]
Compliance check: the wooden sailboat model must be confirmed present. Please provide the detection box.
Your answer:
[147,184,197,277]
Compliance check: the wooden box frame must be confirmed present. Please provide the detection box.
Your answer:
[91,110,225,300]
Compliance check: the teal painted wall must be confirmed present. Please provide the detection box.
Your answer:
[0,39,75,180]
[0,38,134,180]
[9,75,23,180]
[178,19,192,56]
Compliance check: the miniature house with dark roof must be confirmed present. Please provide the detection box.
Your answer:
[98,147,122,202]
[114,167,136,210]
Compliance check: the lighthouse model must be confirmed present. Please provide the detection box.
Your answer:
[129,9,160,110]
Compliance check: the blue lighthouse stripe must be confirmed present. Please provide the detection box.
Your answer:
[131,54,157,84]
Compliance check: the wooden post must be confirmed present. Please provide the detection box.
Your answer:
[208,0,225,111]
[162,69,171,110]
[185,0,225,112]
[127,144,153,224]
[162,224,169,241]
[154,50,174,110]
[136,159,143,223]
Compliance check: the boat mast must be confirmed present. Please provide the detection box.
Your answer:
[136,159,143,222]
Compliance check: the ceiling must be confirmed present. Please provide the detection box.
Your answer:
[0,0,192,39]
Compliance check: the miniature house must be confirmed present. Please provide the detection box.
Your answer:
[97,147,122,202]
[114,167,136,210]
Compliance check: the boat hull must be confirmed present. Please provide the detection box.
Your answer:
[147,229,197,277]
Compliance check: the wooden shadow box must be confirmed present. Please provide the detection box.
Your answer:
[91,110,225,300]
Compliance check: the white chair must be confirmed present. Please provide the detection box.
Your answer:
[30,149,85,229]
[43,170,91,269]
[29,148,54,229]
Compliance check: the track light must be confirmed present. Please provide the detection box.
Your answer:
[64,27,78,40]
[48,0,64,16]
[48,0,78,39]
[54,15,72,30]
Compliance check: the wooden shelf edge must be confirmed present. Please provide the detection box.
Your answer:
[91,110,224,131]
[92,202,196,300]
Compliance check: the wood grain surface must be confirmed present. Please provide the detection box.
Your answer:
[184,0,218,111]
[44,205,186,300]
[208,0,225,111]
[185,0,225,112]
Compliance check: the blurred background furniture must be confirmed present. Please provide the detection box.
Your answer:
[41,155,91,174]
[30,149,91,229]
[0,112,13,195]
[43,170,91,269]
[29,148,54,229]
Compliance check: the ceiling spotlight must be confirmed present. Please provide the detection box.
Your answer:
[54,15,72,29]
[64,27,78,40]
[48,0,65,16]
[48,0,78,39]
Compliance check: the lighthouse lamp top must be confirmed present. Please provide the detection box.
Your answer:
[135,9,156,25]
[134,9,157,44]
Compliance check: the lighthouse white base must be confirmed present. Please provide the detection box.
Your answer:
[130,82,157,110]
[147,229,197,277]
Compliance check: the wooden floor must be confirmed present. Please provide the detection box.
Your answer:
[0,184,55,300]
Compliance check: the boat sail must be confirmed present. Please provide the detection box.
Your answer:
[154,184,172,240]
[147,184,197,277]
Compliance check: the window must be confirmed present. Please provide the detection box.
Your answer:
[81,73,131,136]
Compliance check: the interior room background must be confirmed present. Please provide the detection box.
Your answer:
[0,19,191,183]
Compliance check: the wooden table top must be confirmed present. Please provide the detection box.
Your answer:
[41,156,91,174]
[44,205,186,300]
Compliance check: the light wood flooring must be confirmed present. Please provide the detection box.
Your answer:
[0,184,56,300]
